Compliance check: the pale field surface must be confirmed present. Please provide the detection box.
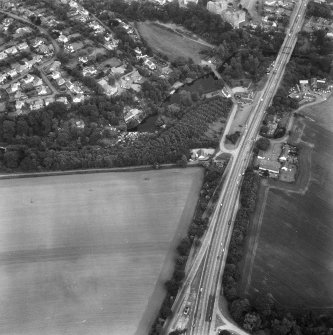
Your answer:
[0,168,204,335]
[136,22,208,64]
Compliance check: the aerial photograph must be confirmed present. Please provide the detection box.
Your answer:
[0,0,332,334]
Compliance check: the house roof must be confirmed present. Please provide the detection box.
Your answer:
[258,159,280,173]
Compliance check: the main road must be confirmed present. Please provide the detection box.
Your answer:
[167,1,309,334]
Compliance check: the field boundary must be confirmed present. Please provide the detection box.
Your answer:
[0,163,202,180]
[239,179,270,295]
[135,167,205,335]
[239,116,314,297]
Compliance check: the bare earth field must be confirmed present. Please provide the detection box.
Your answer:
[136,22,208,64]
[240,96,333,308]
[0,168,203,335]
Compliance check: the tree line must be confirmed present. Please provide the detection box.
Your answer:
[222,170,333,334]
[149,162,228,335]
[0,96,232,172]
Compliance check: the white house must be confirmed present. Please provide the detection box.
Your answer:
[5,46,18,55]
[82,66,97,76]
[73,94,84,103]
[56,77,66,86]
[79,56,89,64]
[17,42,29,51]
[144,59,156,70]
[22,74,35,84]
[36,85,48,95]
[30,99,44,110]
[50,71,61,80]
[16,100,25,110]
[8,69,17,78]
[32,39,44,48]
[58,34,69,43]
[56,96,68,104]
[0,52,7,60]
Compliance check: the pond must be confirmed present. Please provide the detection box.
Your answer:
[129,72,223,133]
[130,114,159,133]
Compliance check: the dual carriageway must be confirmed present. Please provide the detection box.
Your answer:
[167,1,309,334]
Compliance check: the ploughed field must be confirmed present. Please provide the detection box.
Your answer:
[241,96,333,308]
[0,168,203,335]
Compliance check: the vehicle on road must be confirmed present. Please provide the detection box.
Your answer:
[184,306,190,315]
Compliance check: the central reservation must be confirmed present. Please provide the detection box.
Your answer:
[0,168,203,335]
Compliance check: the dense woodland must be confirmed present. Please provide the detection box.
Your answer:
[0,96,231,171]
[306,0,333,19]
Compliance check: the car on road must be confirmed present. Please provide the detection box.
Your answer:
[184,306,190,315]
[200,287,203,292]
[260,98,263,101]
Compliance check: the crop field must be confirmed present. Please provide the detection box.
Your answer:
[240,96,333,308]
[136,22,208,64]
[0,168,203,335]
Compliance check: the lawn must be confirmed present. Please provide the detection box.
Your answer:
[0,168,204,335]
[240,96,333,308]
[136,21,208,64]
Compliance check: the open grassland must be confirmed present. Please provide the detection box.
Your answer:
[0,168,203,335]
[240,96,333,308]
[136,22,208,64]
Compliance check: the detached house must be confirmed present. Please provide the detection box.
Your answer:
[32,77,43,87]
[56,77,65,86]
[7,82,20,93]
[0,74,6,84]
[17,42,29,51]
[73,94,84,103]
[21,74,35,84]
[58,34,69,43]
[16,100,25,111]
[0,52,7,60]
[56,96,68,104]
[8,69,18,78]
[36,85,48,95]
[50,71,61,79]
[30,99,44,110]
[5,46,18,55]
[44,97,55,106]
[32,38,44,48]
[79,56,89,64]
